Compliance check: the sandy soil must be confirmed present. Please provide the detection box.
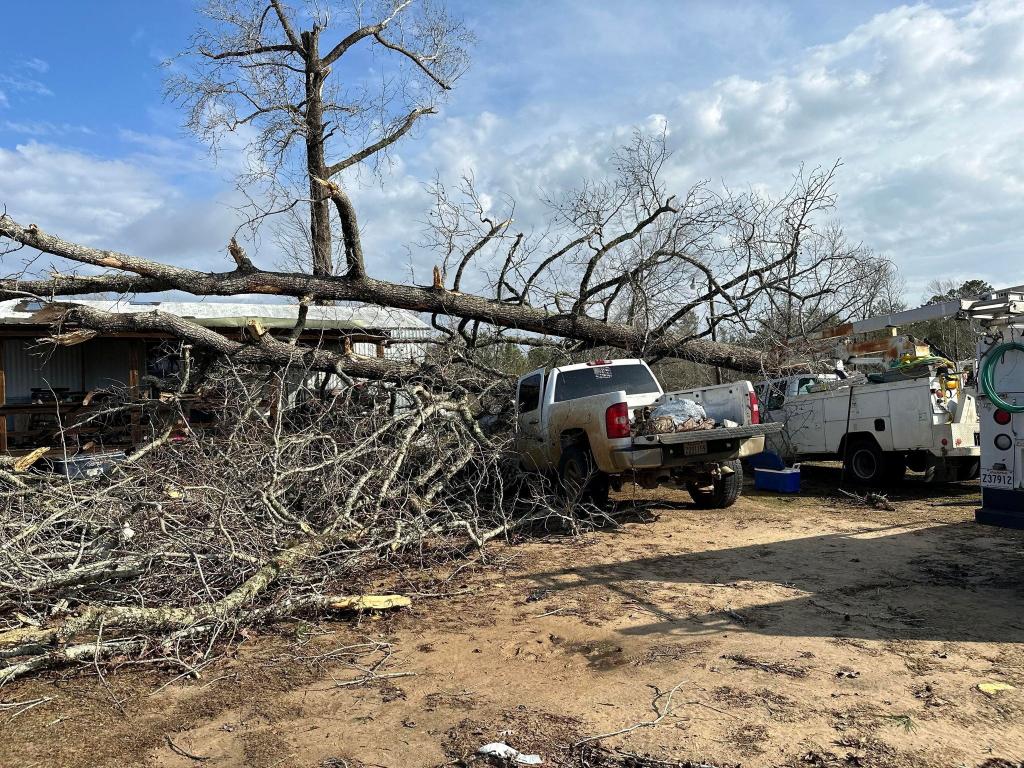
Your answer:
[4,464,1024,768]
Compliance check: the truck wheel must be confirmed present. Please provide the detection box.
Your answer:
[558,446,610,508]
[687,459,743,509]
[843,439,886,485]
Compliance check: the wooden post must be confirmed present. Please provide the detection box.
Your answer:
[0,339,6,455]
[127,341,142,396]
[128,341,143,446]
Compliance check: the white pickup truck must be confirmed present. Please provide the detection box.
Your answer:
[514,359,781,508]
[755,370,981,484]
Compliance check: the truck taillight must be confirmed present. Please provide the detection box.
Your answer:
[994,409,1012,425]
[605,402,631,438]
[748,390,760,424]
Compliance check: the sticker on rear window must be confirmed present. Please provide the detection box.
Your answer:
[593,367,612,379]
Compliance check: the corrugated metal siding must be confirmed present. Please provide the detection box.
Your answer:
[82,339,132,390]
[383,327,431,362]
[352,342,380,358]
[384,343,426,361]
[352,329,433,361]
[3,340,83,403]
[3,338,133,402]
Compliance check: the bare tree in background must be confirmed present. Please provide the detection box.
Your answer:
[905,278,995,362]
[171,0,472,277]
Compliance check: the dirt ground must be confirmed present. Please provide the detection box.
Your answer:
[4,464,1024,768]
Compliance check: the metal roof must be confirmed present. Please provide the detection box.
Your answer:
[0,299,429,332]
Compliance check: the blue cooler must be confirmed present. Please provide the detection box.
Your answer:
[753,466,801,493]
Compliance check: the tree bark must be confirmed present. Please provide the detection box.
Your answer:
[46,303,420,383]
[0,214,780,373]
[302,28,333,278]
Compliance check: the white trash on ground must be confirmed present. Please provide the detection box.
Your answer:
[477,742,543,765]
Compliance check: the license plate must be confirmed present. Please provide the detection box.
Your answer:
[683,441,707,456]
[981,469,1014,488]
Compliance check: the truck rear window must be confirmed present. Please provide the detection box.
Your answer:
[553,365,659,402]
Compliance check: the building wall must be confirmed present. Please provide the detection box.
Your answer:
[3,337,133,403]
[382,327,432,362]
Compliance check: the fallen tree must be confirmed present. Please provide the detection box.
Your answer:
[0,150,890,378]
[0,213,771,373]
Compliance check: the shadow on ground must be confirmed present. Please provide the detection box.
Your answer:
[531,467,1024,643]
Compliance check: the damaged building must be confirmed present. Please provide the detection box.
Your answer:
[0,299,430,456]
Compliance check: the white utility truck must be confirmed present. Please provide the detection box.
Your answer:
[755,366,980,484]
[514,359,781,508]
[759,285,1024,495]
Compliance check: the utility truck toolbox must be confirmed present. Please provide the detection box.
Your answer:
[754,466,801,493]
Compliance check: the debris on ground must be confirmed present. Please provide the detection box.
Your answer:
[977,681,1016,696]
[477,741,543,764]
[721,653,809,679]
[838,489,896,511]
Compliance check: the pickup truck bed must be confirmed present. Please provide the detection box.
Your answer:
[612,422,783,473]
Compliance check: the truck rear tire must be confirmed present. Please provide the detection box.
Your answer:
[687,459,743,509]
[558,445,610,508]
[843,439,886,485]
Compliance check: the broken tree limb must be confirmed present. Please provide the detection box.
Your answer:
[0,374,536,684]
[44,302,421,383]
[0,214,776,372]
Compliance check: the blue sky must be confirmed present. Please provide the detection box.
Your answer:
[1,0,1021,299]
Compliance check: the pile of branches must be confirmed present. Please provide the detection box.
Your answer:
[0,360,564,684]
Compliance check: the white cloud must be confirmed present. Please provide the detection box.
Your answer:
[21,58,49,74]
[0,73,52,98]
[658,0,1024,295]
[0,142,245,272]
[0,142,168,242]
[2,120,92,137]
[365,0,1024,299]
[0,58,54,109]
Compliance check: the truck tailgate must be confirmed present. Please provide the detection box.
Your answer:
[632,422,783,446]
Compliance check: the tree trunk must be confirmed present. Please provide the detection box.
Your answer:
[303,29,333,278]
